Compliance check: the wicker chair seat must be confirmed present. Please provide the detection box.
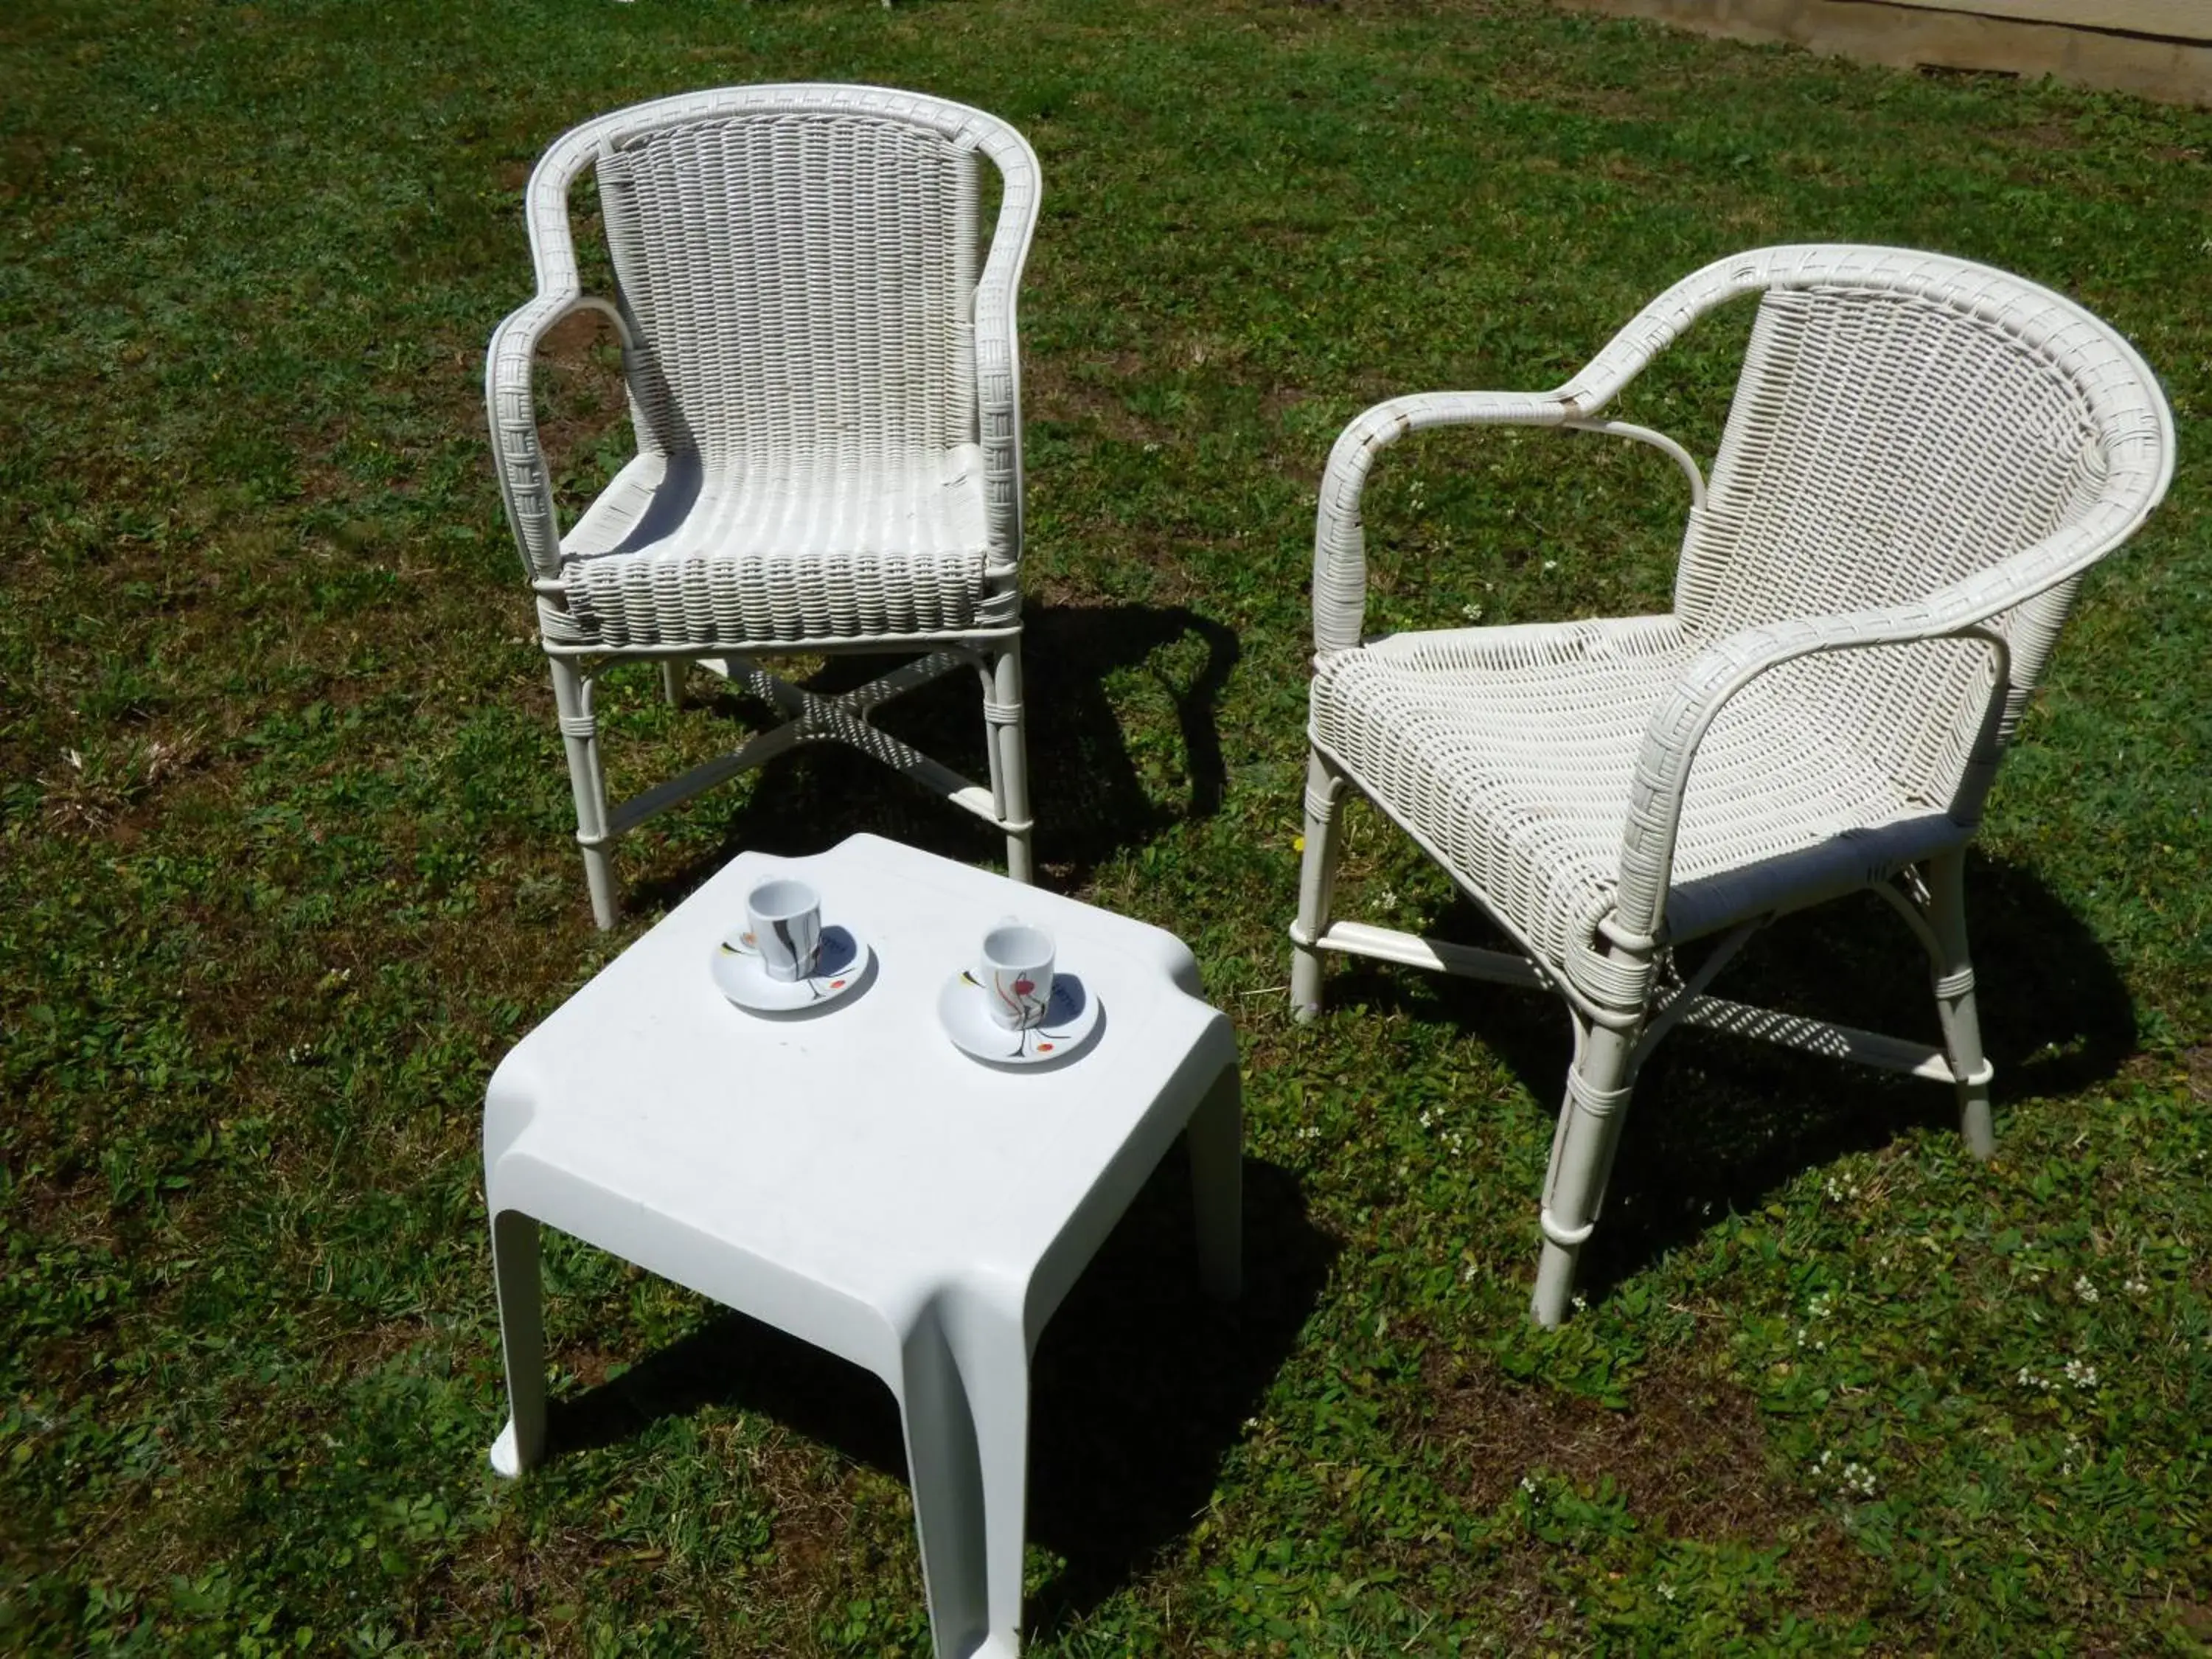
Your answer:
[556,445,992,648]
[1315,613,1972,1006]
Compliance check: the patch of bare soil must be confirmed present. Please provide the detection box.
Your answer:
[1419,1343,1888,1630]
[2183,1046,2212,1105]
[2010,120,2083,152]
[1022,350,1171,443]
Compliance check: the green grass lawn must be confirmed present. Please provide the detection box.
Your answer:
[4,0,2210,1651]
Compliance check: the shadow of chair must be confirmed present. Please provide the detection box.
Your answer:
[1329,849,2135,1300]
[622,601,1240,915]
[543,1154,1335,1635]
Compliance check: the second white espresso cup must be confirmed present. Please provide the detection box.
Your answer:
[979,920,1054,1030]
[747,877,823,982]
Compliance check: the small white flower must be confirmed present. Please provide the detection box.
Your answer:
[1418,1110,1433,1130]
[1571,1294,1587,1312]
[1656,1582,1676,1602]
[2124,1277,2149,1297]
[2063,1359,2098,1389]
[1519,1475,1538,1494]
[2074,1276,2098,1304]
[1541,559,1559,574]
[1461,1262,1478,1282]
[1459,602,1485,622]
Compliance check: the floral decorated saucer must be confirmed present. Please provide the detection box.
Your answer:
[712,924,872,1015]
[936,970,1100,1067]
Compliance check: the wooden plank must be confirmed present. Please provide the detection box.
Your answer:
[1879,0,2211,41]
[1562,0,2212,104]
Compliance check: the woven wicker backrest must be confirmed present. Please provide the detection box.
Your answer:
[596,109,981,470]
[1675,284,2111,806]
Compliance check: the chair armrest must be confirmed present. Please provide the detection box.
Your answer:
[1608,453,2171,951]
[484,291,629,581]
[970,122,1041,574]
[974,263,1024,568]
[1312,391,1575,653]
[1308,260,1779,654]
[1608,585,2031,950]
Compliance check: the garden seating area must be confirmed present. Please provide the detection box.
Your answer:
[4,1,2208,1652]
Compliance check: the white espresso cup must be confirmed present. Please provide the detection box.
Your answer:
[746,877,823,983]
[979,920,1055,1030]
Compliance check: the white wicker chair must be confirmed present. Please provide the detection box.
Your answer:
[1287,246,2174,1325]
[488,86,1042,928]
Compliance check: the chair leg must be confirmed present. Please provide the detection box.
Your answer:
[547,657,618,930]
[1531,1018,1638,1326]
[1289,751,1347,1022]
[658,660,685,709]
[1186,1065,1243,1301]
[1924,848,1996,1159]
[487,1209,546,1478]
[897,1297,1029,1659]
[984,643,1034,885]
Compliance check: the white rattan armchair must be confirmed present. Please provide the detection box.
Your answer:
[488,86,1041,928]
[1287,246,2174,1325]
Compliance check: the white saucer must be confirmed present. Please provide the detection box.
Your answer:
[712,923,872,1015]
[938,969,1102,1067]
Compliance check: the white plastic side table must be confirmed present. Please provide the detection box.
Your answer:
[483,834,1241,1659]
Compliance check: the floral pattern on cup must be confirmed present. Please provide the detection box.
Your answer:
[721,925,858,999]
[979,920,1055,1032]
[960,970,1082,1058]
